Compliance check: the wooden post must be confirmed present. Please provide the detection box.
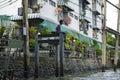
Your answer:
[22,0,30,78]
[55,45,60,77]
[114,0,120,72]
[102,0,107,72]
[59,32,64,77]
[34,34,39,78]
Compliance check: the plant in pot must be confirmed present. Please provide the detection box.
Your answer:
[12,24,20,39]
[0,26,6,52]
[29,26,37,51]
[0,26,6,38]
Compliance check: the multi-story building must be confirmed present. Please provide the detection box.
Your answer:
[10,0,104,45]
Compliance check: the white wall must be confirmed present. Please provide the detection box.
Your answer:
[37,0,58,23]
[67,0,79,31]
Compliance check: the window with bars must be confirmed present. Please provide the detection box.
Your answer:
[49,0,56,7]
[69,12,73,17]
[74,15,78,20]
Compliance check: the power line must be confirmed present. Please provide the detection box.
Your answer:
[106,0,120,10]
[0,0,12,7]
[0,0,7,3]
[0,0,18,9]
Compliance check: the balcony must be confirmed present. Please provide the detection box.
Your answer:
[84,0,90,5]
[92,8,101,15]
[80,19,90,23]
[63,4,74,11]
[80,16,91,23]
[92,25,100,30]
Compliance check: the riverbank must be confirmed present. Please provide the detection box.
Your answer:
[31,57,112,79]
[0,56,113,79]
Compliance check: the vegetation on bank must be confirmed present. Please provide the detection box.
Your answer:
[0,23,119,59]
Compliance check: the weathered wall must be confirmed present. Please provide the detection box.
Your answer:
[0,56,112,78]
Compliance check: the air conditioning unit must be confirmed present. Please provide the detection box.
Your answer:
[18,7,23,16]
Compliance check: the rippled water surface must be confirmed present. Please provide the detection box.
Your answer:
[73,69,120,80]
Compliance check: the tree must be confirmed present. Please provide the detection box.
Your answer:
[106,33,115,46]
[91,40,102,56]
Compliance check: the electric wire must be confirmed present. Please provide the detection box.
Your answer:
[0,0,7,4]
[106,0,120,10]
[0,0,12,7]
[0,0,18,9]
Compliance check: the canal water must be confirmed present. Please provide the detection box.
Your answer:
[73,69,120,80]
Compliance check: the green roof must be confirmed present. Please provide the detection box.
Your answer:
[0,15,9,20]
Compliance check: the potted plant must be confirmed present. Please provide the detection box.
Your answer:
[0,26,6,38]
[29,26,37,51]
[12,24,20,39]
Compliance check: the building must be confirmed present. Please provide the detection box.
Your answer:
[10,0,104,46]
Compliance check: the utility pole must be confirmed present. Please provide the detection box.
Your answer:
[102,0,107,72]
[114,0,120,72]
[22,0,30,78]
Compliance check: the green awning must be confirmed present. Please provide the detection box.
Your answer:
[40,20,94,45]
[98,42,102,48]
[40,20,57,31]
[40,20,80,39]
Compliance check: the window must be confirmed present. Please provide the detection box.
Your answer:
[69,13,73,17]
[74,15,78,20]
[49,0,56,7]
[79,21,89,31]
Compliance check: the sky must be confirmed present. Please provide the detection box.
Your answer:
[0,0,119,31]
[106,0,118,30]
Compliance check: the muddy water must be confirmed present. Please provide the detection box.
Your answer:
[73,69,120,80]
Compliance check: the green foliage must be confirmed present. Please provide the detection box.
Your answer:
[29,26,37,38]
[14,24,20,29]
[75,39,82,47]
[64,33,73,49]
[96,47,102,56]
[109,49,115,55]
[0,26,6,37]
[41,28,52,34]
[29,26,37,49]
[106,33,115,46]
[82,41,89,49]
[29,39,35,48]
[91,40,102,56]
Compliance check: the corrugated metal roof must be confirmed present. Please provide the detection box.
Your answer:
[9,13,59,24]
[10,13,43,21]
